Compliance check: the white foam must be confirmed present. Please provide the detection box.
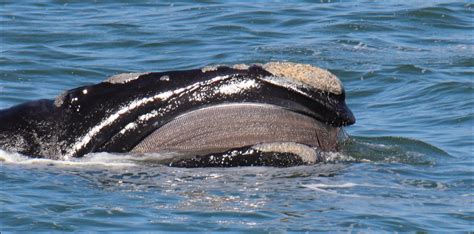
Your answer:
[303,182,401,198]
[302,182,387,198]
[319,151,357,163]
[0,150,135,167]
[0,149,183,168]
[303,184,364,198]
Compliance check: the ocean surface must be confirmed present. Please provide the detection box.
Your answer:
[0,0,473,232]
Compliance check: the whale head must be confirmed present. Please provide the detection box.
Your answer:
[0,62,355,166]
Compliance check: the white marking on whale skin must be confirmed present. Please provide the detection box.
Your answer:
[119,110,160,135]
[66,75,230,158]
[118,78,258,135]
[218,79,258,95]
[117,75,237,135]
[119,122,137,134]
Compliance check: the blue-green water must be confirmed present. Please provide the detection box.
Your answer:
[1,1,473,232]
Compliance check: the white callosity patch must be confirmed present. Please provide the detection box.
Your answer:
[252,142,319,163]
[54,91,68,107]
[201,63,250,73]
[68,75,232,157]
[105,73,149,84]
[262,62,343,95]
[232,64,250,70]
[201,65,222,73]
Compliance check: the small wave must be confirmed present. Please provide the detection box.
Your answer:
[386,64,431,74]
[402,5,468,25]
[328,22,394,33]
[303,181,404,198]
[420,81,473,97]
[341,136,450,165]
[303,183,371,198]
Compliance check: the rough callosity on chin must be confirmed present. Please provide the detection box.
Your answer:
[262,62,343,95]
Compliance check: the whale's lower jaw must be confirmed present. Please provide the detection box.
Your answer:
[167,142,324,168]
[130,103,339,167]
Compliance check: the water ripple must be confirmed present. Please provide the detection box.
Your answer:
[0,0,473,232]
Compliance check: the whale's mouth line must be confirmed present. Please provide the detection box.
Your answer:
[129,102,340,167]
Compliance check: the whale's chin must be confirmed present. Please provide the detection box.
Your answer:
[130,103,339,167]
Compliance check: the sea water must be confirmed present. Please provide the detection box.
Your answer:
[0,1,472,232]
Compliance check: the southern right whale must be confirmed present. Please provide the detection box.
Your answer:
[0,62,355,167]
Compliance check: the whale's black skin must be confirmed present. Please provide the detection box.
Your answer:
[0,64,355,165]
[168,145,317,168]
